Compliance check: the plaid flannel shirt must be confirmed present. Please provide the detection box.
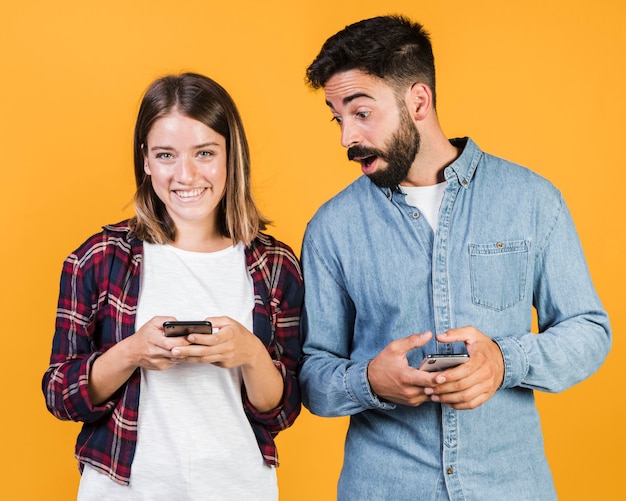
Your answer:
[42,221,303,485]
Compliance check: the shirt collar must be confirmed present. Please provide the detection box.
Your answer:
[444,137,482,189]
[379,136,482,200]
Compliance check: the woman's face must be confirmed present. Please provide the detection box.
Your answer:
[143,110,227,233]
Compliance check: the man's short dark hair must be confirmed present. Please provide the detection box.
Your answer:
[306,15,436,105]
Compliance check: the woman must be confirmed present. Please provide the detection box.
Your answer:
[42,73,303,500]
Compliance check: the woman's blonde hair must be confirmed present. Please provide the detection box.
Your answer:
[131,72,268,245]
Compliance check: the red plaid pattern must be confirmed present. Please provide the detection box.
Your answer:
[42,221,303,485]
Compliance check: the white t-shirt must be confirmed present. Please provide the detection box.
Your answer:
[78,242,277,501]
[400,181,447,231]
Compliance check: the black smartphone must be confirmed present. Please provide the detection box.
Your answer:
[418,353,469,372]
[162,320,213,337]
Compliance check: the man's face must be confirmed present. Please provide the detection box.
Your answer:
[323,70,420,188]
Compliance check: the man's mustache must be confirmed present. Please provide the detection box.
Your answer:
[348,146,383,161]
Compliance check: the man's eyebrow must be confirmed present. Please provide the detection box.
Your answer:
[326,92,375,108]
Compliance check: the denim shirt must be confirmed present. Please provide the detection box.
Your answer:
[299,137,611,501]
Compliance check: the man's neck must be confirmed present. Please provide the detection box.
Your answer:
[401,129,459,187]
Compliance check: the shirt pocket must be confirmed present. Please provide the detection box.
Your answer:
[469,239,529,311]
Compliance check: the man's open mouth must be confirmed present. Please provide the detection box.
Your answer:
[361,156,377,168]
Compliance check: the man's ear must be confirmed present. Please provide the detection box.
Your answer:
[406,82,433,121]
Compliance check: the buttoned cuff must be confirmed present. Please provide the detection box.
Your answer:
[492,336,529,389]
[344,360,396,410]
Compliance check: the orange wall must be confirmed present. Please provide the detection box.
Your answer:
[2,1,624,499]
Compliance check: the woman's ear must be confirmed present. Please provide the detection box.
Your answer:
[142,144,151,175]
[406,82,433,121]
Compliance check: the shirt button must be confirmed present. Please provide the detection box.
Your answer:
[447,467,454,474]
[412,211,420,218]
[496,241,504,249]
[461,178,468,186]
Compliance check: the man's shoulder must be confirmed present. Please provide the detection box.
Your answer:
[311,176,374,219]
[304,177,384,249]
[457,137,556,191]
[475,147,560,198]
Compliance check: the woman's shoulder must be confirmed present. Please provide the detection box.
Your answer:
[102,219,135,235]
[70,219,142,262]
[250,232,295,254]
[247,232,302,276]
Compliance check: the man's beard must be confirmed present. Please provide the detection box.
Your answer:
[347,110,420,189]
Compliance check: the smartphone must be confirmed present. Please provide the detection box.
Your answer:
[418,353,469,372]
[162,320,213,337]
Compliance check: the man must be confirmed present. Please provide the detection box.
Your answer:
[298,15,611,501]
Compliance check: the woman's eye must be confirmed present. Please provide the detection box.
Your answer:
[156,152,173,160]
[198,151,213,158]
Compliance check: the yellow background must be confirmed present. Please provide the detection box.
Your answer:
[2,0,624,499]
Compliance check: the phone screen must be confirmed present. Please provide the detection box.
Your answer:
[162,321,213,337]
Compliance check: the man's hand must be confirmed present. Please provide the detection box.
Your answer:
[423,326,504,410]
[367,332,434,406]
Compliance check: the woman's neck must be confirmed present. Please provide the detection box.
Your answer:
[172,221,233,253]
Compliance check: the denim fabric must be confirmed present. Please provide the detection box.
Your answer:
[299,137,611,501]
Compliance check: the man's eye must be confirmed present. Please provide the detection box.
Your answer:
[331,116,342,124]
[356,111,370,119]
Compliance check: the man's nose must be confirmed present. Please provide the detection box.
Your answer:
[340,122,360,149]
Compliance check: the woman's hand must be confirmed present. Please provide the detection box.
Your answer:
[87,316,191,405]
[171,316,284,412]
[171,316,262,368]
[127,316,193,371]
